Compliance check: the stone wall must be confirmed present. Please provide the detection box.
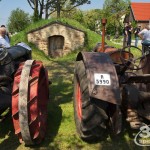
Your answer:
[27,22,85,57]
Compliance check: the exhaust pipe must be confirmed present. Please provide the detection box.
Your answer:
[100,18,107,52]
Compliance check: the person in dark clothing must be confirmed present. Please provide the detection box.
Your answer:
[134,25,141,47]
[126,22,133,46]
[123,23,128,47]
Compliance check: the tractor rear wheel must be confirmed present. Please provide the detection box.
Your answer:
[73,60,109,141]
[12,60,49,145]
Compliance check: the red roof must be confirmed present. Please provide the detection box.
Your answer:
[131,2,150,21]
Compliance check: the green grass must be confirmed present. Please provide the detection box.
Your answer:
[0,18,147,150]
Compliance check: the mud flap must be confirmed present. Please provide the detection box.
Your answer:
[76,52,122,134]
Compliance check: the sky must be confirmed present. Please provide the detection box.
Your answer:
[0,0,150,26]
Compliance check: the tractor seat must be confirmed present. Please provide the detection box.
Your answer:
[142,40,150,47]
[7,45,31,60]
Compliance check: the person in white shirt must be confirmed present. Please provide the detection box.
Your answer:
[138,25,150,42]
[1,25,10,41]
[0,27,10,48]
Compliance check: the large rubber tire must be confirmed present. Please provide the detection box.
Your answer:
[73,60,109,141]
[12,60,49,145]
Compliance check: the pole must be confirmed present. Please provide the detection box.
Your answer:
[100,18,107,52]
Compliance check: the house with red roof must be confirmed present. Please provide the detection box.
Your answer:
[125,2,150,29]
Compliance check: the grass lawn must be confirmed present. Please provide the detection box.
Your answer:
[0,49,148,150]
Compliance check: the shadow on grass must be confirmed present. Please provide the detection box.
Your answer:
[73,121,149,150]
[0,100,62,150]
[46,59,74,105]
[29,101,62,149]
[98,119,149,150]
[0,115,20,150]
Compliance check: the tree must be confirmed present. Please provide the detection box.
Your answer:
[82,9,103,31]
[7,8,31,34]
[27,0,91,20]
[27,0,40,21]
[60,7,84,22]
[59,8,103,33]
[102,0,130,36]
[54,0,91,18]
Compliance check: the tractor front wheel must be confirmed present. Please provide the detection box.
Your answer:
[73,60,109,141]
[12,60,49,145]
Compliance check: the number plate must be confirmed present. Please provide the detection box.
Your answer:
[94,73,111,85]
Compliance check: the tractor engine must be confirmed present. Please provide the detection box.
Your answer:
[0,44,31,109]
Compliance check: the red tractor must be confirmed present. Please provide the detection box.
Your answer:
[0,43,49,145]
[73,19,150,141]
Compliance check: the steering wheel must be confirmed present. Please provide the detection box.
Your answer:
[120,46,147,70]
[0,47,8,61]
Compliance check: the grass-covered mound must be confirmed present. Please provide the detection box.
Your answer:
[10,18,105,51]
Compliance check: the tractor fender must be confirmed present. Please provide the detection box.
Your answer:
[76,52,121,105]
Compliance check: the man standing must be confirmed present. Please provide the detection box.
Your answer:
[138,25,150,53]
[123,23,128,47]
[0,27,10,48]
[1,25,10,42]
[138,25,150,42]
[134,25,141,47]
[126,22,133,46]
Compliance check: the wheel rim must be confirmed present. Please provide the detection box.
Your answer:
[12,60,49,145]
[76,76,82,120]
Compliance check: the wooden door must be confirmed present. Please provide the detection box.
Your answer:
[49,35,64,57]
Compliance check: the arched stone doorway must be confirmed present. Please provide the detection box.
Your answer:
[48,35,64,57]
